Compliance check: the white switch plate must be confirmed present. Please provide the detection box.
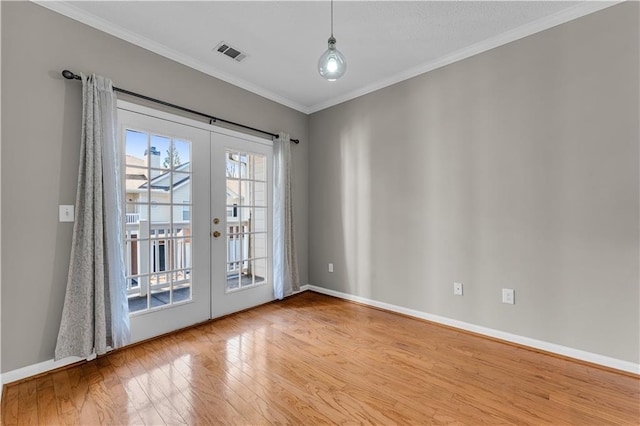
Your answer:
[453,282,463,296]
[59,205,75,222]
[328,263,334,273]
[502,288,515,304]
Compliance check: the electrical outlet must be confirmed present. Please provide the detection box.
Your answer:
[328,263,334,273]
[453,282,463,296]
[502,288,515,304]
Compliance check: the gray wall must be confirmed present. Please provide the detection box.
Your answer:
[0,0,3,383]
[309,3,639,364]
[1,2,308,373]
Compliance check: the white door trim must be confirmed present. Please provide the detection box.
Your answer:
[117,100,273,147]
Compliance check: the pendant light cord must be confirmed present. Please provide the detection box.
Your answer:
[330,0,334,37]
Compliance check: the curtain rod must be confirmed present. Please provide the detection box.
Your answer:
[61,70,300,144]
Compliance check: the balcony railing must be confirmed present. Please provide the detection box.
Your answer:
[124,218,251,297]
[125,213,140,224]
[125,220,191,297]
[227,222,250,275]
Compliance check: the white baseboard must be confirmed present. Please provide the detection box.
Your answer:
[1,288,312,387]
[0,288,316,387]
[1,356,87,387]
[3,283,636,388]
[298,284,311,293]
[306,285,640,375]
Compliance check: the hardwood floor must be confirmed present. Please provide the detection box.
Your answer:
[2,291,639,425]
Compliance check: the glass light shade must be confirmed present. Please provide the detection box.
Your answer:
[318,37,346,81]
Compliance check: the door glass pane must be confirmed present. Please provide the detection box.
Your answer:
[250,233,267,259]
[125,130,147,164]
[234,207,252,227]
[172,270,190,288]
[251,259,267,285]
[227,233,243,268]
[125,203,142,228]
[240,181,254,206]
[125,166,148,203]
[226,152,240,178]
[171,238,191,270]
[253,207,267,233]
[227,179,240,206]
[150,273,170,308]
[225,149,268,292]
[226,270,240,291]
[172,281,191,304]
[151,135,171,171]
[128,283,148,313]
[150,205,171,235]
[172,172,191,204]
[174,221,190,239]
[149,188,170,205]
[123,128,193,314]
[238,153,249,179]
[251,155,267,181]
[253,182,267,207]
[172,139,191,169]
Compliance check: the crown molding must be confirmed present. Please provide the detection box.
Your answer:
[32,0,311,114]
[306,0,623,114]
[34,0,621,116]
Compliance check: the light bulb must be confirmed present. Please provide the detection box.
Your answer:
[318,36,346,81]
[327,57,338,73]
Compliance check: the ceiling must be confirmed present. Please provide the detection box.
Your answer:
[38,1,616,114]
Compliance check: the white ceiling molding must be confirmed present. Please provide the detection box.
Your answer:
[34,0,309,113]
[306,0,622,113]
[34,1,621,115]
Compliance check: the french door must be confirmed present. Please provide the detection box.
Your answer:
[211,133,273,318]
[118,103,273,342]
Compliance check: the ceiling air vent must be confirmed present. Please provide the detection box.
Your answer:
[214,41,248,62]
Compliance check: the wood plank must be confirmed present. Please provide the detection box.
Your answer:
[16,380,38,426]
[106,354,166,426]
[2,292,638,425]
[95,360,145,425]
[35,376,60,425]
[1,384,20,426]
[51,370,79,426]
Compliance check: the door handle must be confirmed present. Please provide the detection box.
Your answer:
[212,231,221,238]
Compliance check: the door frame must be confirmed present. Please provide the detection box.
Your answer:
[118,100,275,331]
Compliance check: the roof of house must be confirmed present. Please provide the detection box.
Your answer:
[139,162,191,191]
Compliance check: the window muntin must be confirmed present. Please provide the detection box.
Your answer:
[225,150,268,291]
[124,129,193,313]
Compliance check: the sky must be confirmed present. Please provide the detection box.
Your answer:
[125,129,191,168]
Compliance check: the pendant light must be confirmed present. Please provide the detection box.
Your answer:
[318,0,346,81]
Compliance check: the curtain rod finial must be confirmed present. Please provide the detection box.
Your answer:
[62,70,80,80]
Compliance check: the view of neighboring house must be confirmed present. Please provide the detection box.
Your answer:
[124,145,261,308]
[125,148,191,225]
[124,146,193,309]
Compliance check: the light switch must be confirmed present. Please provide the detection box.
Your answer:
[59,205,75,222]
